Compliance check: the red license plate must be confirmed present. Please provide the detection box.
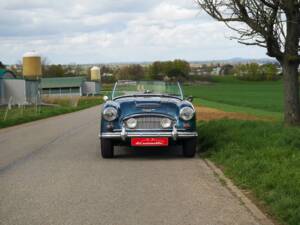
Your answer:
[131,138,169,147]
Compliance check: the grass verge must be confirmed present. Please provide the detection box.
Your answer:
[0,97,103,129]
[198,120,300,225]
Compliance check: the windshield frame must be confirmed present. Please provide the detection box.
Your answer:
[111,81,184,100]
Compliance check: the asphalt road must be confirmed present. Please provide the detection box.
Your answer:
[1,106,260,225]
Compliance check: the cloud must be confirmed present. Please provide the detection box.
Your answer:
[150,2,198,21]
[0,0,267,64]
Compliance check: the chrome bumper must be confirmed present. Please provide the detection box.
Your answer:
[99,126,198,141]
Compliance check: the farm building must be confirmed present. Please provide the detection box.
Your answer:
[83,81,100,96]
[40,77,100,96]
[0,62,40,105]
[0,77,40,106]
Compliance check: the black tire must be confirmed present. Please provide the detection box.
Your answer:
[183,138,197,158]
[100,139,114,158]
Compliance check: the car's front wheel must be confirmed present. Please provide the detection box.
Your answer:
[100,139,114,158]
[183,138,197,158]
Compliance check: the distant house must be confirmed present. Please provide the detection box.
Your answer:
[41,76,100,96]
[0,69,16,79]
[189,66,210,76]
[211,67,222,76]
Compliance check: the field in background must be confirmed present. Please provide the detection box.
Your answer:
[183,77,284,119]
[101,78,286,119]
[0,96,103,129]
[195,99,283,120]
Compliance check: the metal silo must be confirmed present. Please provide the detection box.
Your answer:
[91,66,101,81]
[22,51,42,77]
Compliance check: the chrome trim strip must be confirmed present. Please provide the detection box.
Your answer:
[113,94,183,101]
[172,124,178,141]
[177,81,184,99]
[111,128,188,132]
[99,131,198,139]
[121,125,126,141]
[111,81,118,99]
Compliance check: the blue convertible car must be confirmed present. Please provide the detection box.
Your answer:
[100,80,198,158]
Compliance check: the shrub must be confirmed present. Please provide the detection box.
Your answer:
[101,76,116,84]
[148,60,191,81]
[235,63,279,81]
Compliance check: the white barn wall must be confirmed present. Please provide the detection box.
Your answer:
[82,81,100,95]
[0,79,39,105]
[3,80,26,105]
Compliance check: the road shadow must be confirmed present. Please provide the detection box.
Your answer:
[113,146,185,160]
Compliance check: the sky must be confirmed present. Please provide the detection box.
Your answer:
[0,0,268,64]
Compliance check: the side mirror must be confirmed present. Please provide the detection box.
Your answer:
[186,96,194,102]
[103,96,109,102]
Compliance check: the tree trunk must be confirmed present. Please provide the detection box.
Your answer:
[282,60,300,125]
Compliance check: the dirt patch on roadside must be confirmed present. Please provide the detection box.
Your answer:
[196,106,260,121]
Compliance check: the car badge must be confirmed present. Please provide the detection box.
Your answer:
[142,108,155,112]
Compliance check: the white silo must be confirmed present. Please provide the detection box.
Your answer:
[22,51,42,77]
[91,66,101,81]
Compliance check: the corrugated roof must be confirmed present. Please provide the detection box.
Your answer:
[41,76,86,89]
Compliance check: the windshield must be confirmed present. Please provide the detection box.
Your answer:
[112,81,183,100]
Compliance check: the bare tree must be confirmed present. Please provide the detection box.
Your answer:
[41,57,50,75]
[197,0,300,125]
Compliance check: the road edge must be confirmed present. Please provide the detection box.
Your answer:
[203,159,275,225]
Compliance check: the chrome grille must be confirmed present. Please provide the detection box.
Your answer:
[125,116,173,130]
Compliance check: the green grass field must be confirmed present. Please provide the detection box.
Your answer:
[183,78,284,119]
[198,120,300,225]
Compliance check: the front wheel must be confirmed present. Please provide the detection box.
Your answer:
[183,138,197,158]
[100,139,114,158]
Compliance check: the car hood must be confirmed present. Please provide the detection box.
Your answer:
[113,96,192,119]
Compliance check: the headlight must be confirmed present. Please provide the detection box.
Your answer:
[180,107,195,121]
[126,118,137,129]
[161,118,172,128]
[102,107,118,121]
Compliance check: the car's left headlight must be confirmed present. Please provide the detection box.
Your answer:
[179,107,195,121]
[161,118,172,128]
[102,107,118,121]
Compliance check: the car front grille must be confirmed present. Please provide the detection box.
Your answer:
[125,116,173,130]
